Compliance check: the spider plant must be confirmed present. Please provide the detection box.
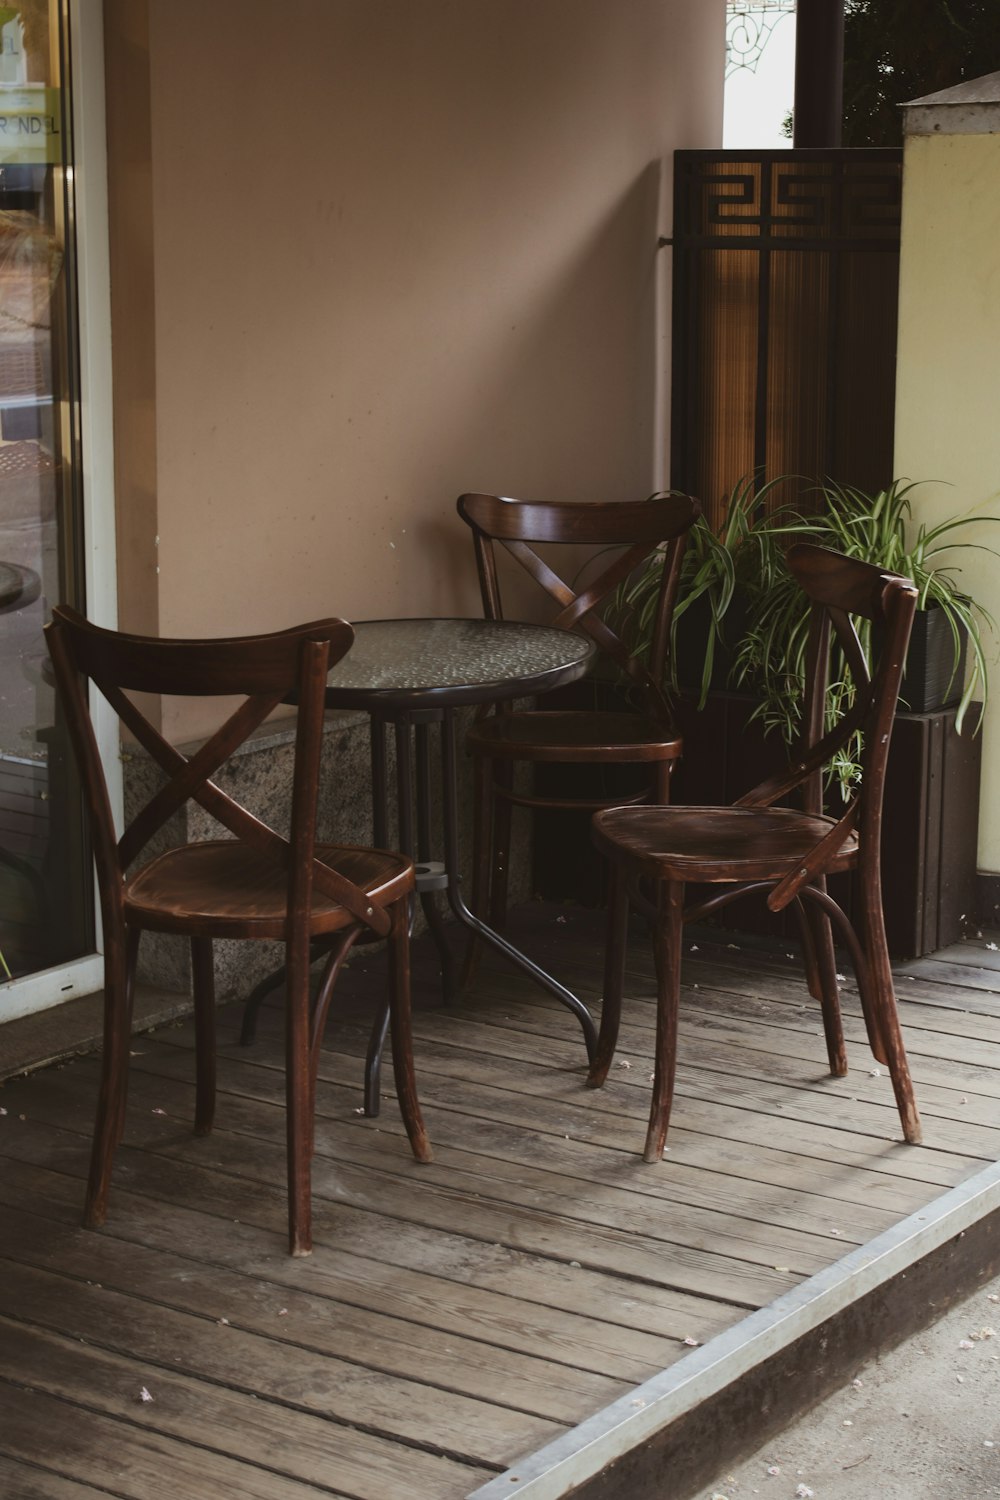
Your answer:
[613,474,786,708]
[734,479,1000,794]
[614,476,997,795]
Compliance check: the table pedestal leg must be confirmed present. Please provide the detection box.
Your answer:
[243,713,399,1058]
[364,713,457,1116]
[439,709,597,1062]
[244,692,597,1111]
[414,721,456,1004]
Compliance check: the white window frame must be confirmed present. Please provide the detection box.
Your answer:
[3,0,117,1022]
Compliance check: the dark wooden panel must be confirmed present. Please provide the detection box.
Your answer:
[671,149,902,524]
[938,710,983,942]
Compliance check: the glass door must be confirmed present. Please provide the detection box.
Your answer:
[0,0,105,1016]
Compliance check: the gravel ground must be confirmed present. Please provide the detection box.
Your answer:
[700,1272,1000,1499]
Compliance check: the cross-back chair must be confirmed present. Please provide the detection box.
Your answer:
[588,543,923,1161]
[457,491,699,935]
[45,607,431,1257]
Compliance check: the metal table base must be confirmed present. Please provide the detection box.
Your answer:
[360,706,598,1114]
[241,618,599,1112]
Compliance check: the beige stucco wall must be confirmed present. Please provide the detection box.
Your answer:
[104,1,724,741]
[894,127,1000,871]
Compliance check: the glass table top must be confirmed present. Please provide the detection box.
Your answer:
[324,617,595,710]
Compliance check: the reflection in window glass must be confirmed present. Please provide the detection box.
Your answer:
[0,0,91,982]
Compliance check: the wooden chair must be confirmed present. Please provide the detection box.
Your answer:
[589,543,923,1161]
[457,491,699,934]
[45,607,431,1256]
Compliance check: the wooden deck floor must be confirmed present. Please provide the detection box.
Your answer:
[1,905,999,1499]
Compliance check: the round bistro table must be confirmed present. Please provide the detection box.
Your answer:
[323,618,598,1113]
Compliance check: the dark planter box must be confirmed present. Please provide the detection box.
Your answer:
[897,606,968,714]
[673,592,749,700]
[681,592,968,715]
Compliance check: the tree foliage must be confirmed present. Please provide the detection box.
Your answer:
[843,1,1000,145]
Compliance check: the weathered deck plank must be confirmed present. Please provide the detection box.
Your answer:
[0,906,998,1500]
[0,1457,116,1500]
[0,1157,679,1383]
[0,1380,353,1500]
[0,1312,473,1500]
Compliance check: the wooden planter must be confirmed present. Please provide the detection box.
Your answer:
[897,605,968,714]
[677,595,969,715]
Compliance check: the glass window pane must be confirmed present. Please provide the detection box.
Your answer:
[0,0,92,982]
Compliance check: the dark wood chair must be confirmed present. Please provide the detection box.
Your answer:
[45,607,431,1256]
[457,491,699,934]
[589,543,923,1161]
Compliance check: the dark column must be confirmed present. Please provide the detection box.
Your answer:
[793,0,845,147]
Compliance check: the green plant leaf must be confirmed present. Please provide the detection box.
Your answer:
[609,474,999,798]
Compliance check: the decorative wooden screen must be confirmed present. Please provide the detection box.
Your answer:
[670,148,903,526]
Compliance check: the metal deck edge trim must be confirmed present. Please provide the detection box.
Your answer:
[467,1156,1000,1500]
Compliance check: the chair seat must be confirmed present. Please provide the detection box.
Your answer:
[466,709,682,764]
[592,804,858,884]
[125,841,414,937]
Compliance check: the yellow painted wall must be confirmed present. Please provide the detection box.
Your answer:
[105,1,724,740]
[895,129,1000,871]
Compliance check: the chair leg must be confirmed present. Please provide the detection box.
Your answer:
[804,885,889,1067]
[861,900,922,1144]
[653,760,672,806]
[285,936,314,1257]
[855,961,890,1067]
[363,1002,390,1117]
[793,894,847,1077]
[386,897,433,1164]
[843,923,889,1066]
[588,862,628,1088]
[239,961,287,1046]
[84,934,132,1230]
[111,927,141,1148]
[644,878,684,1164]
[309,931,360,1149]
[796,890,821,1002]
[191,937,216,1137]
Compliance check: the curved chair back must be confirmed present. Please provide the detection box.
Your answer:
[736,543,918,914]
[457,491,699,720]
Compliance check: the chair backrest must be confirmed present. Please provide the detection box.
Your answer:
[737,542,918,910]
[43,608,391,945]
[456,492,700,718]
